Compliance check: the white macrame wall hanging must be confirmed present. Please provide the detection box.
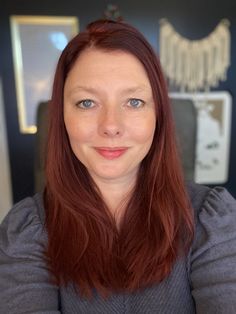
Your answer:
[159,19,231,91]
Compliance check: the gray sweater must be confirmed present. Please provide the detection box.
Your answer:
[0,182,236,313]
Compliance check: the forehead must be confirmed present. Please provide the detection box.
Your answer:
[65,48,152,91]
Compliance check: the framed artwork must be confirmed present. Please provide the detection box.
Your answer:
[170,92,232,184]
[10,15,79,134]
[0,78,12,221]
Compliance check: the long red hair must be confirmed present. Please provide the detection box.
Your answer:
[44,19,194,299]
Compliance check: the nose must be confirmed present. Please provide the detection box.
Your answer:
[98,106,124,137]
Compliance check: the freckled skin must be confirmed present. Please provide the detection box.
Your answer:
[63,48,156,187]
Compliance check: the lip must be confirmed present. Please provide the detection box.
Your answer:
[94,147,128,160]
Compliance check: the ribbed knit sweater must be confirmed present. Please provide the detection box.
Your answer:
[0,182,236,313]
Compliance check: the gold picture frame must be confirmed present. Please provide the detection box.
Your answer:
[10,15,79,134]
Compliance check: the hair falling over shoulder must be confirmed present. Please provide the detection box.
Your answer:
[44,19,194,299]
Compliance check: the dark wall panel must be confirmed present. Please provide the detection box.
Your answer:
[0,0,236,202]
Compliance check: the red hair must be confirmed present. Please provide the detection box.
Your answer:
[44,19,194,299]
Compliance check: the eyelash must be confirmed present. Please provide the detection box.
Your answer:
[128,98,145,108]
[75,98,145,109]
[76,99,95,109]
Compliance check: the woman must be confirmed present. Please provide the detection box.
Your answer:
[0,19,236,313]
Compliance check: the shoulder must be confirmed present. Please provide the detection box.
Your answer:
[1,193,45,227]
[0,193,46,255]
[0,194,60,313]
[186,180,236,218]
[186,181,236,252]
[186,181,210,212]
[186,182,236,311]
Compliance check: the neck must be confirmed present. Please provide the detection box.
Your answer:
[91,174,137,224]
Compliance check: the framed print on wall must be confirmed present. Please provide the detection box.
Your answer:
[170,92,232,184]
[0,78,12,222]
[10,15,79,134]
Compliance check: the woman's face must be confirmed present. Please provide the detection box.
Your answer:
[63,48,156,184]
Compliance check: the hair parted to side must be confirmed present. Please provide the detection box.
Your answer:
[44,19,194,299]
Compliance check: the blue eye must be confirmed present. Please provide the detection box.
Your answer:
[77,99,94,109]
[129,98,144,108]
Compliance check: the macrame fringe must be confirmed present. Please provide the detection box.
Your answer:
[159,19,231,91]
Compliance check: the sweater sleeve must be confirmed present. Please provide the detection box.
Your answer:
[190,187,236,314]
[0,196,60,313]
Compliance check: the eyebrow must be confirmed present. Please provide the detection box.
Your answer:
[67,85,150,96]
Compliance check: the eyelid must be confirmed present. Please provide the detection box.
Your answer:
[76,99,95,109]
[75,97,146,109]
[127,98,145,108]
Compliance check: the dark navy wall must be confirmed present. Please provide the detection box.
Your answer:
[0,0,236,202]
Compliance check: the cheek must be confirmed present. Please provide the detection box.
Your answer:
[130,115,156,143]
[65,117,96,144]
